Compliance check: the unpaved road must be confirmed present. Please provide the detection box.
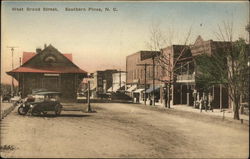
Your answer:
[1,103,249,158]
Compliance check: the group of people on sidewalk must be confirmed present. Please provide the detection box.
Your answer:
[193,90,214,112]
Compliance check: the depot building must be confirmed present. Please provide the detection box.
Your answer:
[7,44,87,101]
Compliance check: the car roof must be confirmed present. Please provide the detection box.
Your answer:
[33,91,61,95]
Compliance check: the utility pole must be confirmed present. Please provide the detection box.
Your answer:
[87,81,92,112]
[18,57,21,93]
[119,69,121,89]
[7,46,18,97]
[152,56,155,106]
[137,63,153,105]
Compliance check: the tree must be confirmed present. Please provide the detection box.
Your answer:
[195,38,249,120]
[146,22,192,108]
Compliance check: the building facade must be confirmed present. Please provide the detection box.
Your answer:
[93,69,118,97]
[125,36,232,109]
[107,72,126,93]
[126,51,163,103]
[190,36,229,108]
[161,45,194,106]
[7,45,87,101]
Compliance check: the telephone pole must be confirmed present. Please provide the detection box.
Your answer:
[137,63,154,105]
[152,56,155,106]
[7,46,18,97]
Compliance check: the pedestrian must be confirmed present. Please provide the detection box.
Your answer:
[149,95,152,105]
[192,89,197,108]
[199,95,203,112]
[196,92,200,109]
[208,92,213,112]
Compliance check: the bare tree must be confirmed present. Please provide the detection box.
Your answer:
[146,22,193,108]
[196,20,249,120]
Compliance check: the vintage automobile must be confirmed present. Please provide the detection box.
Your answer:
[18,91,63,116]
[2,93,11,102]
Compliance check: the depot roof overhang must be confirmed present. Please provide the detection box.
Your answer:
[6,66,87,79]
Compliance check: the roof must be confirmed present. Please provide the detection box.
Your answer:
[134,88,145,93]
[126,85,137,92]
[7,66,87,74]
[22,52,36,64]
[22,52,73,64]
[8,45,87,75]
[63,53,73,61]
[107,84,125,92]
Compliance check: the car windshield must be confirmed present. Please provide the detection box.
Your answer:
[34,95,45,102]
[50,95,60,101]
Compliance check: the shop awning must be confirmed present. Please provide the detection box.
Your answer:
[126,85,137,92]
[107,87,113,92]
[146,85,161,93]
[107,84,125,92]
[133,88,145,93]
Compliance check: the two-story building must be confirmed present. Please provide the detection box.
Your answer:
[190,35,230,108]
[126,51,162,103]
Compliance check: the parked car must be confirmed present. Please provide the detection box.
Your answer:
[18,91,63,116]
[2,93,11,102]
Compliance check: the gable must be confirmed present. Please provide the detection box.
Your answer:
[22,52,36,64]
[22,45,76,68]
[194,35,204,46]
[22,52,73,65]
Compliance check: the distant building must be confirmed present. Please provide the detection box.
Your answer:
[6,44,87,101]
[93,69,118,97]
[107,72,126,93]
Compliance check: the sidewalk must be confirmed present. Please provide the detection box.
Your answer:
[140,101,249,122]
[171,104,249,121]
[0,102,16,119]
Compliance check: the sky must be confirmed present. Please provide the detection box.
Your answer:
[1,1,249,84]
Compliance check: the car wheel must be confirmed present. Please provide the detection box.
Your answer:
[18,106,27,115]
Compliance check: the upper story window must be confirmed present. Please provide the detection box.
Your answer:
[43,54,57,63]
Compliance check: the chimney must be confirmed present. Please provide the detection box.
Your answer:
[44,43,47,49]
[36,48,42,53]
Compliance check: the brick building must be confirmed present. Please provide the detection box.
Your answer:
[190,36,230,108]
[7,44,87,101]
[126,36,231,108]
[126,51,162,103]
[161,45,194,105]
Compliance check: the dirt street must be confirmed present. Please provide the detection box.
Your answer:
[0,103,249,158]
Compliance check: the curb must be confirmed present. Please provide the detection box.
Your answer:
[0,103,16,120]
